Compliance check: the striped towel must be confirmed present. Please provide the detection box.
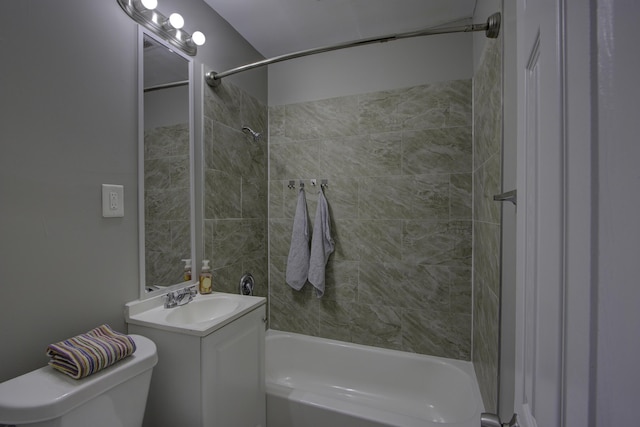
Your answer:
[46,324,137,380]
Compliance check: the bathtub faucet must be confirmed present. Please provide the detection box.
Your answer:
[164,286,197,308]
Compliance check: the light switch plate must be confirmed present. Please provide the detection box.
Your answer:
[102,184,124,217]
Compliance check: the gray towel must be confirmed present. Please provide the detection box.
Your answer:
[308,190,335,298]
[286,188,310,290]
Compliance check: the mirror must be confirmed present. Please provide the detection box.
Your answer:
[138,29,195,297]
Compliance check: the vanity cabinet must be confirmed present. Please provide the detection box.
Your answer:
[128,304,266,427]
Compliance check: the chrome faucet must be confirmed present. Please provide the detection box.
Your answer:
[164,286,197,308]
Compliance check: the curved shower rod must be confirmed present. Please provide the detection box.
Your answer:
[206,12,501,87]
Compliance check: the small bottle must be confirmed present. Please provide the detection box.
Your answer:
[182,259,192,282]
[199,260,212,294]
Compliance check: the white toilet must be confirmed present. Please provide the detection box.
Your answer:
[0,334,157,427]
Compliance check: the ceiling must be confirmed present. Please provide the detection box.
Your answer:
[203,0,477,58]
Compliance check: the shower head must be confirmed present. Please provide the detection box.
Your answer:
[242,126,262,142]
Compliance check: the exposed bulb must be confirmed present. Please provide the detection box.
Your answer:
[168,13,184,29]
[139,0,157,10]
[191,31,206,46]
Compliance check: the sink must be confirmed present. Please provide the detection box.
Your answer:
[166,295,240,325]
[125,291,266,337]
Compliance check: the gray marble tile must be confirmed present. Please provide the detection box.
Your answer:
[402,127,472,175]
[203,81,242,129]
[316,178,358,220]
[268,218,294,258]
[350,303,402,351]
[402,220,453,266]
[285,96,359,140]
[211,219,266,269]
[356,220,403,264]
[402,309,471,359]
[358,175,449,220]
[474,152,501,224]
[170,220,191,255]
[241,91,267,139]
[145,221,172,254]
[144,123,189,159]
[450,266,472,315]
[269,180,285,219]
[145,188,190,221]
[204,169,241,220]
[208,122,250,176]
[396,84,448,130]
[330,219,361,262]
[450,173,472,220]
[268,105,285,139]
[358,89,404,133]
[242,175,268,219]
[473,283,500,412]
[269,140,320,180]
[358,261,418,309]
[269,292,320,336]
[473,221,501,296]
[317,133,402,178]
[319,299,354,342]
[323,260,359,302]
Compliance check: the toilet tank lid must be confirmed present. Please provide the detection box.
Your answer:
[0,334,158,425]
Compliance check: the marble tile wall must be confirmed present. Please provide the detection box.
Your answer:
[268,80,473,360]
[203,81,269,299]
[472,36,503,413]
[144,123,191,286]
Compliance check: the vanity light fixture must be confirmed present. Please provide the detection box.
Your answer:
[117,0,205,56]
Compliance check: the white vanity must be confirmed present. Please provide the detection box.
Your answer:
[125,291,267,427]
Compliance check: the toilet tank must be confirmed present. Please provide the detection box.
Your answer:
[0,334,157,427]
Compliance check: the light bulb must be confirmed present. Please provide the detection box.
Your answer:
[139,0,157,10]
[168,13,184,29]
[191,31,206,46]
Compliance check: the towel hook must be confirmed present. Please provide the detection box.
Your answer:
[321,179,328,190]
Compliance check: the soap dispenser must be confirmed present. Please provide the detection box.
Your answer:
[182,259,192,282]
[199,260,212,294]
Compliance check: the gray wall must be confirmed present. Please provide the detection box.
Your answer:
[595,0,640,424]
[0,0,265,383]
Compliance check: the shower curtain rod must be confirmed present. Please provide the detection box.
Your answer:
[206,12,500,87]
[144,80,189,93]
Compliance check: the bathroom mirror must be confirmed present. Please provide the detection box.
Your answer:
[138,29,195,298]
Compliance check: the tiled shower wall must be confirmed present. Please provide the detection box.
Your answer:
[144,123,191,286]
[202,81,269,298]
[268,80,473,360]
[472,37,503,412]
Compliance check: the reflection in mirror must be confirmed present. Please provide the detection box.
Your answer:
[139,30,194,297]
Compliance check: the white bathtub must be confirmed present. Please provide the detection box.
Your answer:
[265,330,484,427]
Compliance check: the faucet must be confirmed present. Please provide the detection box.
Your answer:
[164,286,197,308]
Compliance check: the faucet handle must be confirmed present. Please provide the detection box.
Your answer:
[164,291,178,308]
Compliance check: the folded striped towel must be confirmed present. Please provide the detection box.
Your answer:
[46,324,137,380]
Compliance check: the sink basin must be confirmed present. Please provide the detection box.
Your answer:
[125,291,266,337]
[166,295,240,325]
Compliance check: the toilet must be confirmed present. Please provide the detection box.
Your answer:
[0,334,157,427]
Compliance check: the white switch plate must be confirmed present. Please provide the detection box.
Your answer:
[102,184,124,217]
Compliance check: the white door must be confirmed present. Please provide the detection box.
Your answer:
[513,0,565,425]
[501,0,593,425]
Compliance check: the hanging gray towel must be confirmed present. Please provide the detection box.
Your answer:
[286,188,310,290]
[308,190,335,298]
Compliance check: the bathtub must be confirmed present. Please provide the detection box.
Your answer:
[265,330,484,427]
